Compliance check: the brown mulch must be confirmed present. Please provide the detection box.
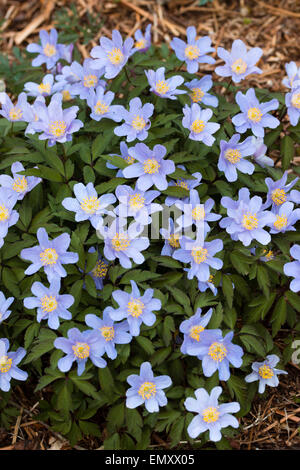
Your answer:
[1,0,300,92]
[0,0,299,451]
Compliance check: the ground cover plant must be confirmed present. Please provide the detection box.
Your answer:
[0,18,299,450]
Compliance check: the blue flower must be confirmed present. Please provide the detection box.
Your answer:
[26,29,62,69]
[195,330,244,381]
[267,201,300,234]
[0,92,32,122]
[86,247,109,291]
[114,184,161,225]
[182,103,220,145]
[64,59,106,100]
[0,292,14,324]
[245,354,287,393]
[0,161,41,200]
[24,74,64,98]
[106,141,134,177]
[175,189,221,235]
[90,30,134,79]
[284,244,300,293]
[0,188,19,249]
[215,39,262,83]
[122,143,175,191]
[27,92,83,146]
[145,67,186,100]
[251,137,274,168]
[170,26,215,73]
[86,86,123,122]
[173,237,223,283]
[262,171,300,212]
[107,280,161,336]
[220,188,274,246]
[132,24,151,53]
[126,361,172,413]
[54,328,106,376]
[114,97,154,142]
[232,88,279,138]
[24,278,74,330]
[197,276,218,296]
[218,134,255,182]
[85,310,132,359]
[282,61,300,89]
[185,76,218,107]
[285,84,300,126]
[62,182,116,229]
[164,165,202,207]
[20,227,79,282]
[0,338,28,392]
[184,386,240,441]
[99,219,149,269]
[179,308,213,356]
[160,218,182,256]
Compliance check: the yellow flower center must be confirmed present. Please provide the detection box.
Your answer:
[40,248,58,266]
[13,176,28,193]
[155,80,170,95]
[138,381,157,400]
[144,158,160,174]
[111,232,131,251]
[62,90,71,101]
[9,107,23,121]
[191,247,208,264]
[247,107,263,122]
[208,274,214,284]
[0,356,12,374]
[44,43,56,57]
[189,325,205,341]
[185,45,200,60]
[190,87,205,103]
[100,326,115,341]
[0,205,9,221]
[92,260,108,278]
[41,295,58,313]
[231,58,247,75]
[83,74,98,88]
[129,194,145,211]
[72,342,90,359]
[271,188,286,206]
[125,155,135,165]
[49,120,67,137]
[38,83,51,94]
[175,180,189,190]
[191,119,205,134]
[192,206,205,221]
[242,212,258,230]
[208,342,227,362]
[132,115,146,131]
[108,48,124,64]
[263,249,274,261]
[225,148,242,164]
[291,92,300,109]
[94,100,109,115]
[168,233,180,248]
[135,39,146,50]
[127,299,144,318]
[258,364,274,379]
[202,406,220,423]
[274,215,288,230]
[80,196,100,214]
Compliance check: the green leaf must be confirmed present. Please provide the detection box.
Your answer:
[271,297,287,336]
[281,135,294,170]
